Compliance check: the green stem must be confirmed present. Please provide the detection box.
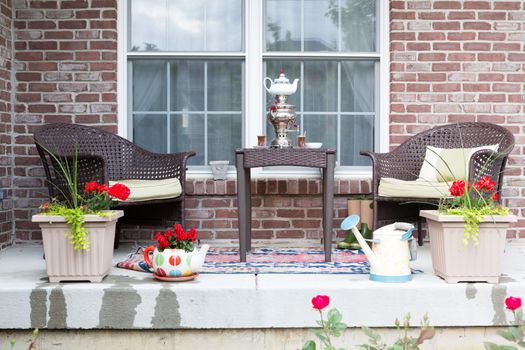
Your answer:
[319,309,333,348]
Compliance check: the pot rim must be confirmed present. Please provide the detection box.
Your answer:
[420,209,517,223]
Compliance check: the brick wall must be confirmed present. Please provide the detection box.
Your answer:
[13,0,117,241]
[390,0,525,238]
[6,0,525,243]
[0,0,12,249]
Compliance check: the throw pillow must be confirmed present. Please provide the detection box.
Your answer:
[418,144,499,182]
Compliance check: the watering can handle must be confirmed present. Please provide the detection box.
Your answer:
[397,223,415,241]
[143,246,155,268]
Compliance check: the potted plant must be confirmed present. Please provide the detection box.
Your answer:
[420,176,517,283]
[32,150,130,282]
[143,224,209,281]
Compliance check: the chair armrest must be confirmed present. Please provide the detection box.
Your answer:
[468,149,506,193]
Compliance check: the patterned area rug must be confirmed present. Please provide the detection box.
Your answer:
[116,246,374,274]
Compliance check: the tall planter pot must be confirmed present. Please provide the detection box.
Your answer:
[32,210,124,283]
[420,210,517,283]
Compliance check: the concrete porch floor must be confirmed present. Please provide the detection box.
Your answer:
[0,241,525,330]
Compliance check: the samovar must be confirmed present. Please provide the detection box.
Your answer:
[264,70,299,148]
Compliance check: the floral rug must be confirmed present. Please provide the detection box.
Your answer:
[116,246,377,274]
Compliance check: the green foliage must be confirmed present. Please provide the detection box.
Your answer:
[3,328,39,350]
[443,205,510,245]
[358,314,435,350]
[303,307,434,350]
[484,308,525,350]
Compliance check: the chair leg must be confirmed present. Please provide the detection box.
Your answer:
[114,220,121,249]
[417,217,424,246]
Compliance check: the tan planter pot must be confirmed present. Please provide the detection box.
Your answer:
[420,210,517,283]
[32,210,124,283]
[360,199,374,230]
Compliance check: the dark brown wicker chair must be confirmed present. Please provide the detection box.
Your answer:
[33,123,195,248]
[360,122,515,246]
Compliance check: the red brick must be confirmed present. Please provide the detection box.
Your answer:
[45,31,74,39]
[58,20,87,29]
[432,22,460,30]
[447,32,476,41]
[418,32,446,40]
[448,11,475,20]
[28,41,57,50]
[433,1,461,9]
[418,12,445,20]
[478,12,506,20]
[478,53,505,61]
[418,53,446,61]
[494,2,521,10]
[463,43,490,51]
[479,32,506,41]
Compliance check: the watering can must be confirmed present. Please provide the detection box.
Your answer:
[340,215,417,283]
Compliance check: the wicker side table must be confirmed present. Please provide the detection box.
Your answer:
[235,148,337,262]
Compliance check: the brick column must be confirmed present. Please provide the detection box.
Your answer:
[0,0,12,249]
[390,0,525,237]
[13,0,117,241]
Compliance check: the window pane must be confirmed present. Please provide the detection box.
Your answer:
[265,0,377,53]
[207,61,243,111]
[341,61,375,112]
[130,0,243,52]
[133,114,167,153]
[341,0,376,52]
[130,0,166,51]
[208,114,242,163]
[303,114,337,149]
[171,114,205,165]
[265,0,301,51]
[132,60,167,111]
[170,61,205,111]
[304,61,337,112]
[167,0,205,51]
[304,0,337,51]
[206,0,243,51]
[340,115,373,166]
[264,60,301,108]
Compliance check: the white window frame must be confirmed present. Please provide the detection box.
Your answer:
[118,0,389,178]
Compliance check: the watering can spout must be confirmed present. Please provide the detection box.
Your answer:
[340,215,378,268]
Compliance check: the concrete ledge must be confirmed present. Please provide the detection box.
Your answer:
[1,243,525,329]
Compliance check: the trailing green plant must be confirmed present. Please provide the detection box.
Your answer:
[438,175,510,245]
[484,296,525,350]
[38,144,130,250]
[302,295,434,350]
[3,328,39,350]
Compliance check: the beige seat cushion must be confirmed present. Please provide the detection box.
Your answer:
[109,178,182,203]
[378,178,451,198]
[418,144,498,182]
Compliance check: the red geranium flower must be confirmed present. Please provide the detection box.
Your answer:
[108,183,130,201]
[449,180,467,197]
[312,295,330,310]
[492,192,499,201]
[97,184,109,193]
[474,176,496,191]
[84,181,99,193]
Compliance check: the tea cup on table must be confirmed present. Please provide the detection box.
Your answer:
[257,135,266,147]
[296,135,306,148]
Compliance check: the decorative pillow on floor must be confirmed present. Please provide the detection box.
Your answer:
[418,144,498,182]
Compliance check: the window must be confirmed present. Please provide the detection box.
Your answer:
[124,0,385,171]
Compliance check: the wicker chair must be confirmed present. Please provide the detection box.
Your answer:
[33,123,195,248]
[360,122,515,246]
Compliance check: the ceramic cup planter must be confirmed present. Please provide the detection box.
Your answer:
[143,244,210,281]
[32,210,123,283]
[420,210,517,283]
[209,160,229,180]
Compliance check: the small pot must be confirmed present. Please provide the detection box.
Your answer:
[209,160,229,180]
[144,245,210,277]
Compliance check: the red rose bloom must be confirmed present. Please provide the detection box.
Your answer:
[311,295,330,310]
[505,296,522,311]
[84,181,98,193]
[108,183,130,201]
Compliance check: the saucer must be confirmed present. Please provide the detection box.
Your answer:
[153,273,199,282]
